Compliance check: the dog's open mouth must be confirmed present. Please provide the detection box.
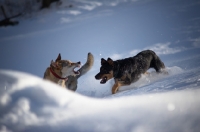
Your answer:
[100,76,107,84]
[73,65,81,75]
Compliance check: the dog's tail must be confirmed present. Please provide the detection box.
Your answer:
[151,50,166,71]
[76,52,94,79]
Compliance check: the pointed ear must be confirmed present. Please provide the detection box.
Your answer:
[107,58,113,65]
[56,53,61,62]
[51,60,57,67]
[101,58,107,65]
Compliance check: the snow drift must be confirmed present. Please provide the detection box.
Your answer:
[0,67,200,132]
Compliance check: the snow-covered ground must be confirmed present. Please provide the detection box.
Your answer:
[0,65,200,132]
[76,66,184,98]
[1,0,200,132]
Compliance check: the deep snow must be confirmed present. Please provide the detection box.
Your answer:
[0,66,200,132]
[1,0,200,132]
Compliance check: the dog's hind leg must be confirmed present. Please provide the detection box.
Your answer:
[151,55,165,73]
[152,59,168,74]
[144,72,150,75]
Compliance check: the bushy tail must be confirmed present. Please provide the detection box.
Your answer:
[151,51,165,72]
[76,52,94,78]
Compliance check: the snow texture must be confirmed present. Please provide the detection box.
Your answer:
[0,66,200,132]
[1,0,200,131]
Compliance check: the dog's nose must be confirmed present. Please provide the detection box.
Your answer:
[77,61,81,64]
[95,74,99,79]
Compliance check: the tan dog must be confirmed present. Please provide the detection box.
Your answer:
[43,53,81,87]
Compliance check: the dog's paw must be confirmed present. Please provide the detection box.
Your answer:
[162,71,169,75]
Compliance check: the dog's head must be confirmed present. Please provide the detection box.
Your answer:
[95,58,114,84]
[51,53,81,77]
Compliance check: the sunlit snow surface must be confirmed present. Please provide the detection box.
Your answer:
[0,66,200,132]
[1,0,200,131]
[109,66,200,97]
[76,66,196,98]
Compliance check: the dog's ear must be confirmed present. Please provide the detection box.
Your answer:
[50,60,57,67]
[101,58,107,65]
[107,58,113,66]
[56,53,61,62]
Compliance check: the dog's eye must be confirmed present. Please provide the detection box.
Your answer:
[101,69,109,74]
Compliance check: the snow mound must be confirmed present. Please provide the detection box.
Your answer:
[0,69,200,132]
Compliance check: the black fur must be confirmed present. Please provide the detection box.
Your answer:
[95,50,165,93]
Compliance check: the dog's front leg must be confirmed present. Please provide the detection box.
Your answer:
[112,78,126,94]
[112,81,121,94]
[112,78,131,94]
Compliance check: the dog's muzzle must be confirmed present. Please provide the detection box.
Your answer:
[95,73,101,80]
[95,73,107,84]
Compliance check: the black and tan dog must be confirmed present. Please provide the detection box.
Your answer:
[95,50,166,94]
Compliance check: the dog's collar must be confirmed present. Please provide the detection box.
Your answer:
[49,67,68,81]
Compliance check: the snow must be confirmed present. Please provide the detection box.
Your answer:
[1,1,200,131]
[76,66,184,98]
[0,66,200,132]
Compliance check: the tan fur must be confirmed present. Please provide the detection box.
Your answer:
[112,77,131,94]
[43,53,81,88]
[144,72,150,75]
[43,67,66,87]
